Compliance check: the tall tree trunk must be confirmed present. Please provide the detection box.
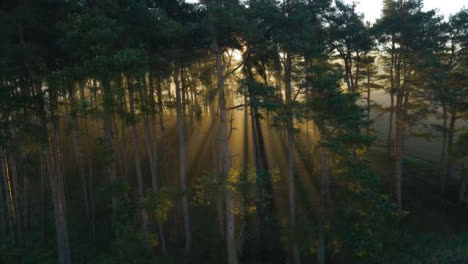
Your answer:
[209,100,225,238]
[128,79,150,239]
[22,24,71,260]
[70,90,90,222]
[103,79,117,211]
[387,37,396,155]
[23,165,29,244]
[147,71,167,255]
[9,155,24,246]
[459,161,468,202]
[366,66,371,138]
[285,50,301,264]
[88,159,96,241]
[447,107,457,182]
[46,128,72,264]
[215,44,239,264]
[0,160,5,238]
[156,77,169,182]
[387,94,394,154]
[318,146,329,264]
[395,93,404,213]
[1,150,15,243]
[440,102,448,193]
[174,66,192,253]
[40,153,46,244]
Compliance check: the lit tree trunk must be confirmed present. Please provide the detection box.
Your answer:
[47,128,72,264]
[395,90,405,213]
[117,79,129,180]
[144,75,158,194]
[1,149,15,243]
[0,160,5,238]
[88,159,96,241]
[102,79,117,211]
[285,50,301,264]
[387,93,395,154]
[440,102,448,193]
[23,25,71,260]
[209,100,225,238]
[128,78,150,239]
[40,153,46,244]
[215,43,239,264]
[366,65,371,137]
[447,107,457,182]
[50,84,72,264]
[145,72,167,255]
[174,65,192,253]
[156,76,169,181]
[8,155,24,246]
[387,37,396,155]
[23,163,29,241]
[318,146,329,264]
[70,89,90,221]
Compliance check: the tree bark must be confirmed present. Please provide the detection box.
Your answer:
[0,159,5,238]
[8,155,24,246]
[440,102,448,193]
[1,149,15,243]
[215,44,239,264]
[318,146,329,264]
[128,78,150,239]
[103,79,117,211]
[174,65,192,253]
[47,129,72,264]
[156,76,169,182]
[447,107,457,182]
[70,89,90,221]
[285,50,301,264]
[395,91,404,213]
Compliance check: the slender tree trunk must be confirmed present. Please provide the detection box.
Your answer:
[128,79,150,239]
[387,37,396,155]
[103,79,117,211]
[174,66,192,253]
[156,77,169,182]
[440,103,448,193]
[387,93,394,154]
[215,45,239,264]
[23,167,29,244]
[318,146,329,264]
[1,150,15,243]
[366,67,371,137]
[9,155,24,246]
[0,160,5,238]
[88,159,96,241]
[40,154,46,244]
[147,71,168,255]
[395,95,404,213]
[47,129,72,264]
[209,100,225,238]
[70,91,90,221]
[447,107,457,182]
[22,28,71,260]
[459,161,468,202]
[285,50,301,264]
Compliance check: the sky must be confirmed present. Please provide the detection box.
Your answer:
[186,0,468,23]
[350,0,468,23]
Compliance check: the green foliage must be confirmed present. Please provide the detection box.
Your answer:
[142,189,177,224]
[334,162,401,262]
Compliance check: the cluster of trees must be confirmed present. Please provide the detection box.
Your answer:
[0,0,467,263]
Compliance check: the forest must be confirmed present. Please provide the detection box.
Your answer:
[0,0,467,263]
